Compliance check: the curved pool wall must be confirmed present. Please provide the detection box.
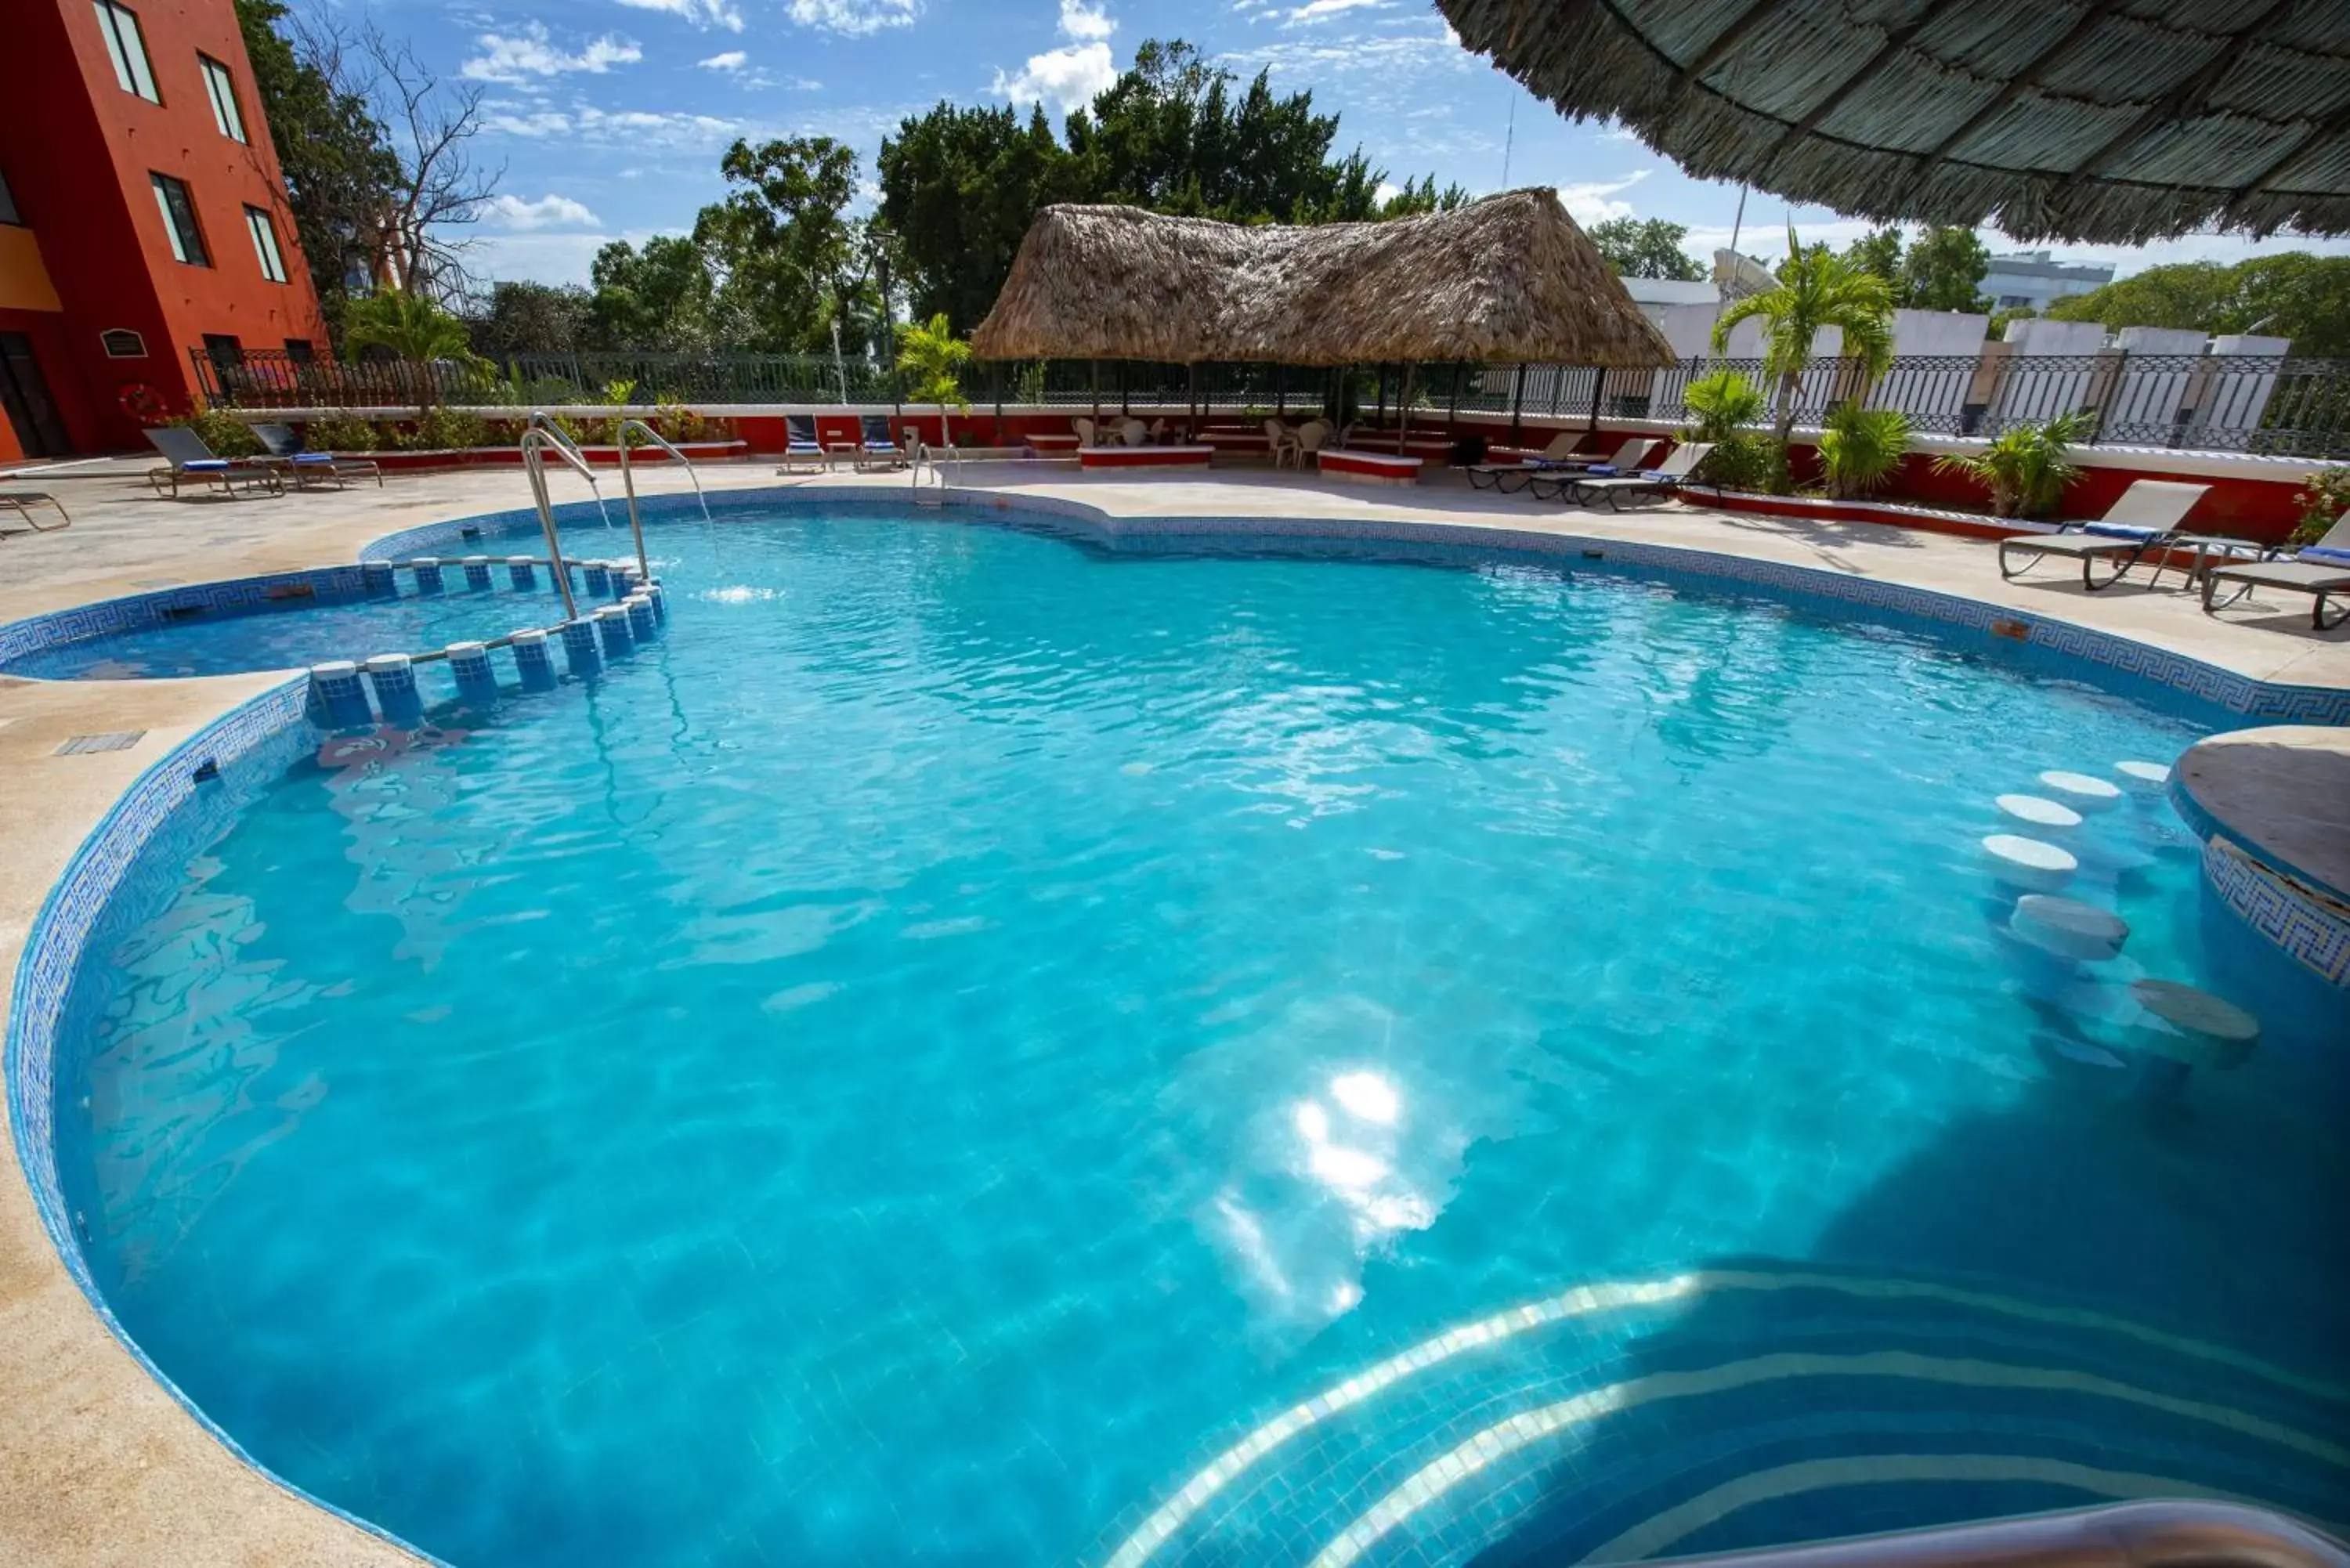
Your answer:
[3,485,2346,1567]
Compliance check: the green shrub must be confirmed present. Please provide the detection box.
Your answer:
[1682,370,1766,444]
[2292,464,2350,544]
[304,411,379,452]
[652,401,714,443]
[171,407,262,457]
[1818,406,1911,498]
[1694,432,1788,493]
[1932,410,2092,518]
[396,406,490,451]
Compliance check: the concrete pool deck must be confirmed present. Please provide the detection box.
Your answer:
[0,456,2345,1564]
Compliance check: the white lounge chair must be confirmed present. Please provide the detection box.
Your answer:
[1995,480,2209,591]
[145,426,284,498]
[1550,443,1712,510]
[0,492,70,533]
[2200,513,2350,630]
[1474,435,1650,494]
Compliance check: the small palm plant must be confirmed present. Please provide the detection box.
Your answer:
[1818,406,1911,499]
[1682,369,1766,443]
[1712,225,1895,447]
[896,313,971,448]
[343,287,486,407]
[1933,411,2094,518]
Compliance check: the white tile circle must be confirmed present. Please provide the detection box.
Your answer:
[2038,770,2124,810]
[1996,794,2083,829]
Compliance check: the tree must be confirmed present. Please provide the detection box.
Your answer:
[897,313,972,442]
[343,287,483,403]
[1712,223,1895,447]
[1841,227,1903,287]
[1898,226,1990,313]
[1589,217,1705,281]
[465,281,598,359]
[2046,254,2350,356]
[877,103,1083,331]
[1378,175,1470,219]
[694,137,872,355]
[1987,304,2037,341]
[589,236,721,351]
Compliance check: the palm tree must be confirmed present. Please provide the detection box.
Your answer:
[1712,223,1895,448]
[343,287,483,406]
[895,312,971,447]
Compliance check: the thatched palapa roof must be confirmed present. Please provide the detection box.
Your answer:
[968,190,1676,368]
[1437,0,2350,244]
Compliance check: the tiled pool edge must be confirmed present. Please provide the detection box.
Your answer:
[1,681,449,1568]
[2167,775,2350,988]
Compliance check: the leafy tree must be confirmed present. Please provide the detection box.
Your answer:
[1987,304,2037,340]
[466,281,598,359]
[590,236,721,351]
[898,313,973,439]
[1589,217,1705,281]
[2046,254,2350,356]
[695,136,873,355]
[1899,226,1990,313]
[1818,405,1911,498]
[1712,224,1896,446]
[1932,410,2092,518]
[342,287,484,403]
[877,103,1084,331]
[1841,227,1904,287]
[1682,369,1764,441]
[1379,175,1471,219]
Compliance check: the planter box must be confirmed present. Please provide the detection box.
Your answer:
[1318,450,1423,486]
[358,440,748,472]
[1078,444,1215,470]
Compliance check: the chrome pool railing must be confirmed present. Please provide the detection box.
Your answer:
[1660,1502,2348,1568]
[613,418,710,583]
[518,427,595,622]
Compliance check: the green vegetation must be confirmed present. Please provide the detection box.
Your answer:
[1839,225,1991,313]
[1694,434,1788,495]
[1588,218,1704,282]
[1715,224,1896,448]
[172,407,262,457]
[2294,464,2350,544]
[1681,369,1765,443]
[2044,255,2350,356]
[1818,406,1911,499]
[303,411,379,452]
[897,313,973,417]
[1986,305,2037,341]
[1932,411,2093,518]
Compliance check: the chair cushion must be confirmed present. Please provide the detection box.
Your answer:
[291,452,334,463]
[182,459,231,471]
[1585,464,1619,476]
[2082,522,2158,540]
[2299,545,2350,566]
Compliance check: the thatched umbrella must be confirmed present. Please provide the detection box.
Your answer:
[1437,0,2350,244]
[973,188,1675,367]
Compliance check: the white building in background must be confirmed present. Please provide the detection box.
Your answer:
[1980,251,2114,311]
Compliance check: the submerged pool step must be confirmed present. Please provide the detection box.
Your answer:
[1105,1270,2350,1568]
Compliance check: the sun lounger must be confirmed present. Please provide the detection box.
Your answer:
[2200,514,2350,630]
[1473,435,1653,494]
[251,422,382,489]
[853,414,906,471]
[145,425,284,498]
[1547,443,1712,510]
[776,414,830,474]
[0,492,70,533]
[1994,480,2208,590]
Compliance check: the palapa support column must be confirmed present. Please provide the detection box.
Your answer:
[1509,363,1527,445]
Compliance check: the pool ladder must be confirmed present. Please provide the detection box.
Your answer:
[519,413,712,614]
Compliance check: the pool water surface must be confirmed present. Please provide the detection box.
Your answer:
[42,507,2350,1566]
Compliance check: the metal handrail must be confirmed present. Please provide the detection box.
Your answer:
[518,428,591,621]
[1656,1502,2347,1568]
[613,418,710,584]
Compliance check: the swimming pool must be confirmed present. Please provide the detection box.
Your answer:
[28,503,2350,1566]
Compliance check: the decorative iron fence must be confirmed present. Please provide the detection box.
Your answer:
[193,346,2350,460]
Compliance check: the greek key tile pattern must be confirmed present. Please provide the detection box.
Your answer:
[2201,836,2350,988]
[0,567,371,666]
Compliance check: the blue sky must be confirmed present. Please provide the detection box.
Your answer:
[404,0,2350,291]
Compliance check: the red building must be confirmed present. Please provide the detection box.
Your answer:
[0,0,327,461]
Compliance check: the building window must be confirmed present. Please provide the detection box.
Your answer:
[0,170,19,226]
[284,338,315,363]
[150,174,208,266]
[245,206,287,283]
[199,55,247,142]
[93,1,161,103]
[203,334,244,371]
[100,328,148,358]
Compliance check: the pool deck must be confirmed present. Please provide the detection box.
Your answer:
[0,456,2345,1565]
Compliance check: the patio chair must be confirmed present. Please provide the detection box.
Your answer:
[144,425,284,499]
[1118,417,1151,447]
[1472,435,1650,494]
[0,492,70,533]
[853,414,907,471]
[1994,480,2209,591]
[2200,513,2350,631]
[1553,443,1713,511]
[251,422,382,489]
[777,414,830,474]
[1295,420,1332,464]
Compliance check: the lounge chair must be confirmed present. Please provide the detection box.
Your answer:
[1552,443,1713,510]
[145,425,284,498]
[776,414,830,474]
[1994,480,2209,590]
[1471,435,1650,494]
[2200,513,2350,630]
[0,492,70,533]
[853,414,906,471]
[251,422,382,489]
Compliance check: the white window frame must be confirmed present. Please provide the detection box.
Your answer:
[199,55,247,143]
[244,206,287,284]
[150,173,208,266]
[93,1,160,103]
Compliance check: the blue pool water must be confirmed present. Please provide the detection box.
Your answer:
[42,508,2350,1567]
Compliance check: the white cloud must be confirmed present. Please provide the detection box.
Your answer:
[461,24,641,85]
[995,42,1115,114]
[481,100,756,150]
[1059,0,1114,40]
[698,49,749,69]
[483,193,601,230]
[615,0,745,31]
[1289,0,1387,23]
[1556,169,1650,226]
[786,0,917,34]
